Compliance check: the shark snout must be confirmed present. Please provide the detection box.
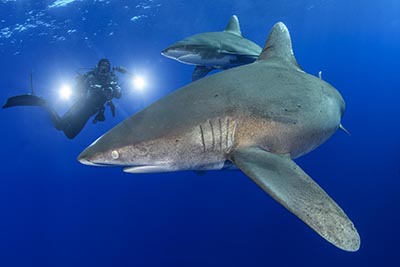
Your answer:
[161,45,187,60]
[77,139,111,167]
[77,149,112,167]
[161,48,170,56]
[77,156,96,166]
[77,146,98,166]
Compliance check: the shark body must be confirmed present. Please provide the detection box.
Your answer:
[79,22,360,252]
[161,15,262,81]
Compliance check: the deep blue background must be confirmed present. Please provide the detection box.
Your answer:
[0,1,399,266]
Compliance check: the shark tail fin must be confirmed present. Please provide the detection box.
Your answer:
[224,15,242,37]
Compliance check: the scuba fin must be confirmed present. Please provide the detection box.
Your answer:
[2,93,67,136]
[2,71,47,108]
[2,94,47,109]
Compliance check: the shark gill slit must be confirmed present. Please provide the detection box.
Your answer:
[209,119,215,150]
[228,119,237,153]
[199,125,206,151]
[198,117,235,153]
[226,118,230,149]
[218,118,222,151]
[231,120,237,147]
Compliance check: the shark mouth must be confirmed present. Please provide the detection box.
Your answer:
[77,158,117,167]
[78,157,169,173]
[123,160,236,174]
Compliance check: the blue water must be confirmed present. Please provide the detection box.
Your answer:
[0,1,399,266]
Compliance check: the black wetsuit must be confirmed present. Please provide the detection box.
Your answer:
[53,70,121,138]
[3,68,121,139]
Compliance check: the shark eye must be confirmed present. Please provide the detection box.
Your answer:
[111,150,119,160]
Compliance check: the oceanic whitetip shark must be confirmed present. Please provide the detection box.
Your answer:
[161,15,262,81]
[79,22,360,251]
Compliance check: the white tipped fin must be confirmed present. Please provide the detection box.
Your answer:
[257,22,301,70]
[230,147,360,252]
[224,15,242,37]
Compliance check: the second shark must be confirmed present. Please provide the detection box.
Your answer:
[162,15,262,81]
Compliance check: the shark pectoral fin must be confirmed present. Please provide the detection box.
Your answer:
[192,66,214,81]
[230,147,360,252]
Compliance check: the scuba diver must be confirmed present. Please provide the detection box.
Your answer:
[2,58,128,139]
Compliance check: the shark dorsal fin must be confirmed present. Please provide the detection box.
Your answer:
[224,15,242,37]
[258,22,301,70]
